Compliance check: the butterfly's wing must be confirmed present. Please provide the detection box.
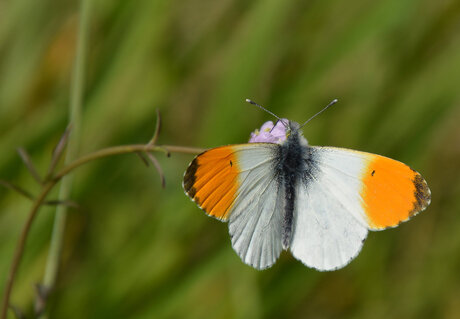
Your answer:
[183,143,285,270]
[290,146,431,271]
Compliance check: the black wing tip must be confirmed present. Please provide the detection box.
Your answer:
[410,173,431,217]
[183,157,199,196]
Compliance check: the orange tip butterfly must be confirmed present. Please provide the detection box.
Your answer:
[183,99,431,271]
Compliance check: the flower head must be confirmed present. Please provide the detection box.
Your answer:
[249,119,288,144]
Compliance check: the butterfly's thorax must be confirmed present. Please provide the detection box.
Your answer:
[276,124,309,249]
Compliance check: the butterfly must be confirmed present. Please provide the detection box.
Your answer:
[183,99,431,271]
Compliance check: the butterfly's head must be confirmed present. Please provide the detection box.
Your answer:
[286,120,300,136]
[286,120,309,146]
[245,98,336,145]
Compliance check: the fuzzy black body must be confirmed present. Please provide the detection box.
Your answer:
[274,124,311,249]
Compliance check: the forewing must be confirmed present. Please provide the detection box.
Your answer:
[183,143,285,270]
[312,147,431,229]
[290,146,431,271]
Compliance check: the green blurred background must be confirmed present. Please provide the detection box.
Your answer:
[1,0,460,318]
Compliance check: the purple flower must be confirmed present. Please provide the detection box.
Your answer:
[249,119,288,144]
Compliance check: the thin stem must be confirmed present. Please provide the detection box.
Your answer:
[42,0,89,299]
[17,148,43,185]
[148,109,161,146]
[45,125,72,181]
[0,143,203,319]
[1,182,57,319]
[0,180,35,201]
[53,145,205,180]
[160,145,205,155]
[146,153,166,188]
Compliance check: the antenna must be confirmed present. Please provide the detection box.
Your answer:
[245,99,288,129]
[300,99,338,128]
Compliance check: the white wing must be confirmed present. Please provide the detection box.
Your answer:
[290,145,430,271]
[183,143,285,270]
[228,144,285,270]
[290,146,369,271]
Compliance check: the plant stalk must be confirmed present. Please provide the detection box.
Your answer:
[0,143,204,319]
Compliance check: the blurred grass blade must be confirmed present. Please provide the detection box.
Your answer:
[42,0,90,297]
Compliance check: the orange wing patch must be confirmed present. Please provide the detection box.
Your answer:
[183,146,240,220]
[361,155,431,229]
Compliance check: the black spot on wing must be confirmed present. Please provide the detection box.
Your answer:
[371,170,375,176]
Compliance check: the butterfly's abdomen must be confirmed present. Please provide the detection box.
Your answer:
[277,133,307,249]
